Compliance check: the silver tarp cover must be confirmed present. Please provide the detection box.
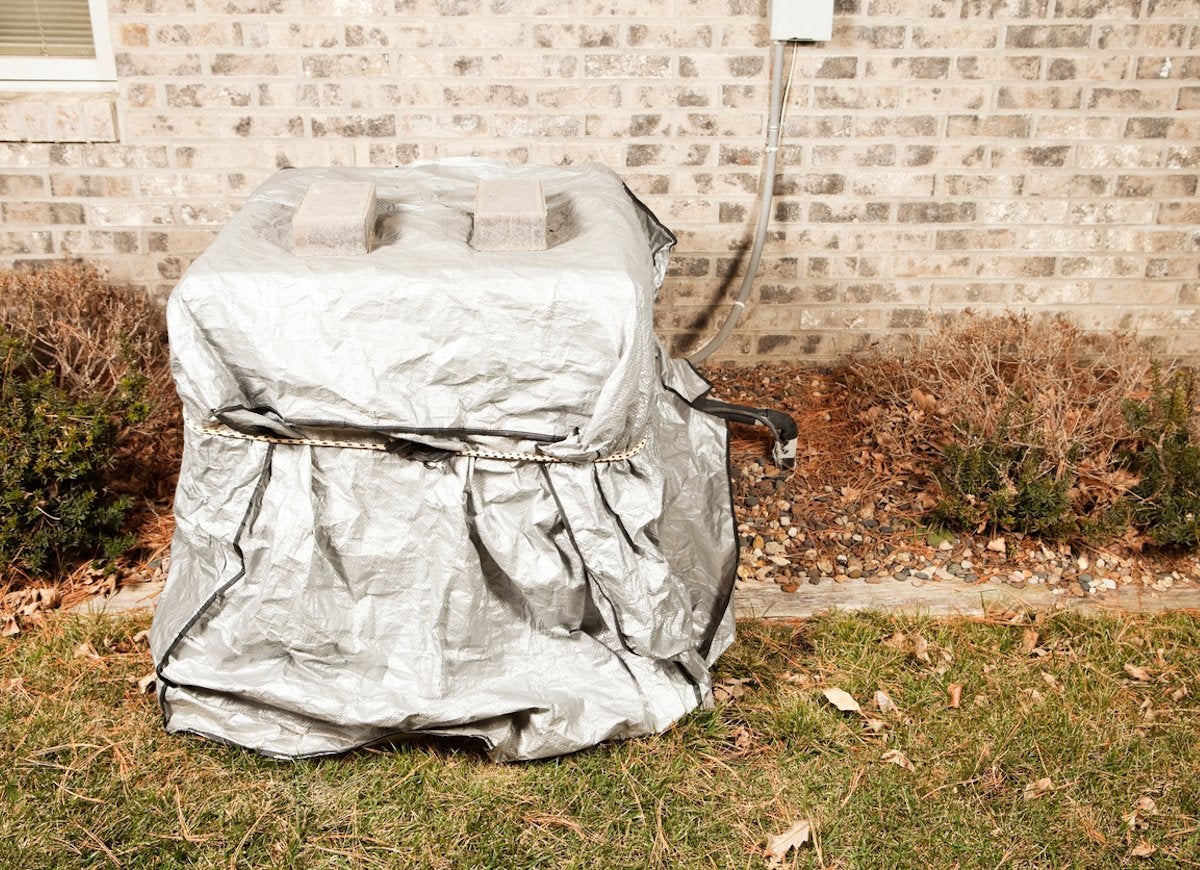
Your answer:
[149,160,737,761]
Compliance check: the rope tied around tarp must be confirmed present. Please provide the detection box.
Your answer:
[184,414,647,465]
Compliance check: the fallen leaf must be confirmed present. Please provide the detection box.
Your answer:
[764,819,812,860]
[822,687,860,713]
[1041,671,1063,693]
[1,616,18,637]
[1131,840,1156,858]
[1018,688,1045,712]
[136,672,156,694]
[863,717,887,733]
[73,641,101,661]
[1023,777,1054,800]
[132,629,150,645]
[1020,628,1041,656]
[947,684,963,708]
[881,749,915,771]
[1124,663,1152,682]
[714,678,753,703]
[987,536,1006,553]
[873,689,896,713]
[911,633,931,664]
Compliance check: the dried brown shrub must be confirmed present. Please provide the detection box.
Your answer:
[847,311,1155,513]
[0,262,181,495]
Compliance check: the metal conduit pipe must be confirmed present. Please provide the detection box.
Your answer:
[687,40,787,365]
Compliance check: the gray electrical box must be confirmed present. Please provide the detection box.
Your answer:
[769,0,834,42]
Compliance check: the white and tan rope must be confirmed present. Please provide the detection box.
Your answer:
[184,414,645,464]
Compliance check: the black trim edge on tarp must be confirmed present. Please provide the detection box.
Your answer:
[156,440,277,727]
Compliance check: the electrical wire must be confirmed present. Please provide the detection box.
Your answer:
[687,40,792,364]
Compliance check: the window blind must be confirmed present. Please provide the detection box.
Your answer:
[0,0,95,59]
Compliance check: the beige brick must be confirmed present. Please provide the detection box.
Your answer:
[1159,202,1200,224]
[911,24,1001,48]
[165,83,253,109]
[1089,87,1178,111]
[86,202,173,226]
[120,23,149,47]
[52,144,169,169]
[1006,24,1091,48]
[400,113,487,136]
[903,85,989,110]
[1022,174,1107,197]
[583,53,671,78]
[1035,116,1122,139]
[347,82,439,109]
[811,143,896,167]
[633,83,713,109]
[154,22,242,46]
[814,85,902,110]
[851,173,936,197]
[990,145,1074,168]
[1023,228,1106,250]
[0,231,53,254]
[1061,256,1146,278]
[114,53,203,77]
[810,202,891,223]
[444,84,528,108]
[954,54,1041,80]
[489,53,578,78]
[301,53,388,77]
[946,114,1032,138]
[49,174,134,197]
[0,173,45,195]
[978,201,1070,223]
[138,173,230,197]
[628,24,712,48]
[941,174,1026,196]
[1054,0,1140,16]
[868,0,959,17]
[536,85,621,109]
[311,114,397,137]
[864,57,951,80]
[123,113,213,139]
[59,230,140,255]
[493,113,580,137]
[936,229,1015,250]
[179,203,239,226]
[1135,56,1200,80]
[997,85,1083,109]
[1077,143,1162,168]
[1068,201,1158,224]
[1046,55,1130,80]
[584,113,668,137]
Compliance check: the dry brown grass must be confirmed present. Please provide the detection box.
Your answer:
[847,311,1156,501]
[0,261,181,493]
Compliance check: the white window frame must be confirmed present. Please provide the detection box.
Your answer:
[0,0,116,88]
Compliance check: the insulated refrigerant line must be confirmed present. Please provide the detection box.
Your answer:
[687,40,789,365]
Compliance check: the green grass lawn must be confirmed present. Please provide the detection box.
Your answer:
[3,610,1199,869]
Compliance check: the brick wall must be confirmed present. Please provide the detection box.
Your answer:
[1,0,1198,362]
